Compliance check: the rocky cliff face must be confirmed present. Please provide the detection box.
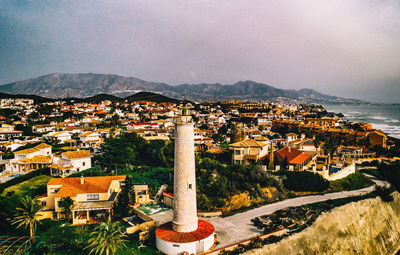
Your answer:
[0,73,364,104]
[246,192,400,255]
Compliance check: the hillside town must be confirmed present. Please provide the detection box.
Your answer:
[0,95,399,254]
[0,97,391,179]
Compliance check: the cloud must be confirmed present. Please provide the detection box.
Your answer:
[0,0,399,102]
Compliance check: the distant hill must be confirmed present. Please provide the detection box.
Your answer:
[0,73,365,104]
[125,92,180,103]
[0,90,182,104]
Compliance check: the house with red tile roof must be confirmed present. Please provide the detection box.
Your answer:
[275,146,315,171]
[42,175,126,224]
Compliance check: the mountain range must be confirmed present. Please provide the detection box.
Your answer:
[0,73,364,104]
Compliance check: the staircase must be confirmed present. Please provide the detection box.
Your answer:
[153,184,168,204]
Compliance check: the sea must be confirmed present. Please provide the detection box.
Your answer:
[323,104,400,139]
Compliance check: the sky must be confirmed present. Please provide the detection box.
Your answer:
[0,0,399,103]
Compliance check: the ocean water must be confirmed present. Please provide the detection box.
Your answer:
[323,104,400,139]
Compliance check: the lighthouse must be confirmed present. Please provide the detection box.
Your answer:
[172,106,198,232]
[155,106,215,255]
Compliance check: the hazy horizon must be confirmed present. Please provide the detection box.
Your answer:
[1,0,399,103]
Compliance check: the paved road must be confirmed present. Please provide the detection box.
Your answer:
[205,174,388,249]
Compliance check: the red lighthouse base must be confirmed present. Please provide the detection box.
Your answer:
[155,220,215,255]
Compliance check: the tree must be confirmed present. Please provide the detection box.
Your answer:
[212,132,227,145]
[11,196,42,241]
[115,177,134,217]
[141,140,174,168]
[110,114,120,127]
[280,156,289,170]
[94,132,146,170]
[28,111,40,121]
[378,162,400,192]
[371,145,387,157]
[268,151,275,171]
[59,197,74,221]
[313,134,324,149]
[86,221,127,255]
[323,138,339,157]
[14,124,33,136]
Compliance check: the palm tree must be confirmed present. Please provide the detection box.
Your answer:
[11,196,42,242]
[323,138,339,157]
[86,221,127,255]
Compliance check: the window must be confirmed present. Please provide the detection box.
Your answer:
[235,160,241,164]
[235,150,241,155]
[87,194,99,201]
[173,244,180,247]
[83,162,86,166]
[41,201,46,206]
[50,188,60,194]
[188,183,192,190]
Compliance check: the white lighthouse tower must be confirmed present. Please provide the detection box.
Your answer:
[155,106,215,255]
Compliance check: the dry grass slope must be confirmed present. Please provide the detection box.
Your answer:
[246,192,400,255]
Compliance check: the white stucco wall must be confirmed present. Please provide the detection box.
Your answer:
[156,232,214,255]
[326,163,356,181]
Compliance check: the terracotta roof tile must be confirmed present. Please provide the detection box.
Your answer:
[14,148,39,154]
[155,220,214,243]
[275,147,303,162]
[206,148,225,154]
[62,150,92,159]
[48,176,126,198]
[34,143,52,149]
[230,139,266,148]
[289,153,311,165]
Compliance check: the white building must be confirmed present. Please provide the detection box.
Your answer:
[50,150,93,177]
[44,131,72,144]
[79,132,102,148]
[6,143,52,173]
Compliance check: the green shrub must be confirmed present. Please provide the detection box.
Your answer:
[373,185,394,202]
[378,162,400,192]
[284,171,329,192]
[330,172,373,191]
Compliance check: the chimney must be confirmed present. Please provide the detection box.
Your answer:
[80,175,84,184]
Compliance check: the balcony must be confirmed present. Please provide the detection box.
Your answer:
[245,154,259,160]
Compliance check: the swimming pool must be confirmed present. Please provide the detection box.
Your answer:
[8,174,22,178]
[330,166,342,173]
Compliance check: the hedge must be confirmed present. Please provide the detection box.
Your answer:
[284,171,330,192]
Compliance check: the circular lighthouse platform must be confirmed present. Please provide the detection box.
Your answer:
[155,220,215,255]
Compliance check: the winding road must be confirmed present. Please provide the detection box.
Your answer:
[206,173,388,250]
